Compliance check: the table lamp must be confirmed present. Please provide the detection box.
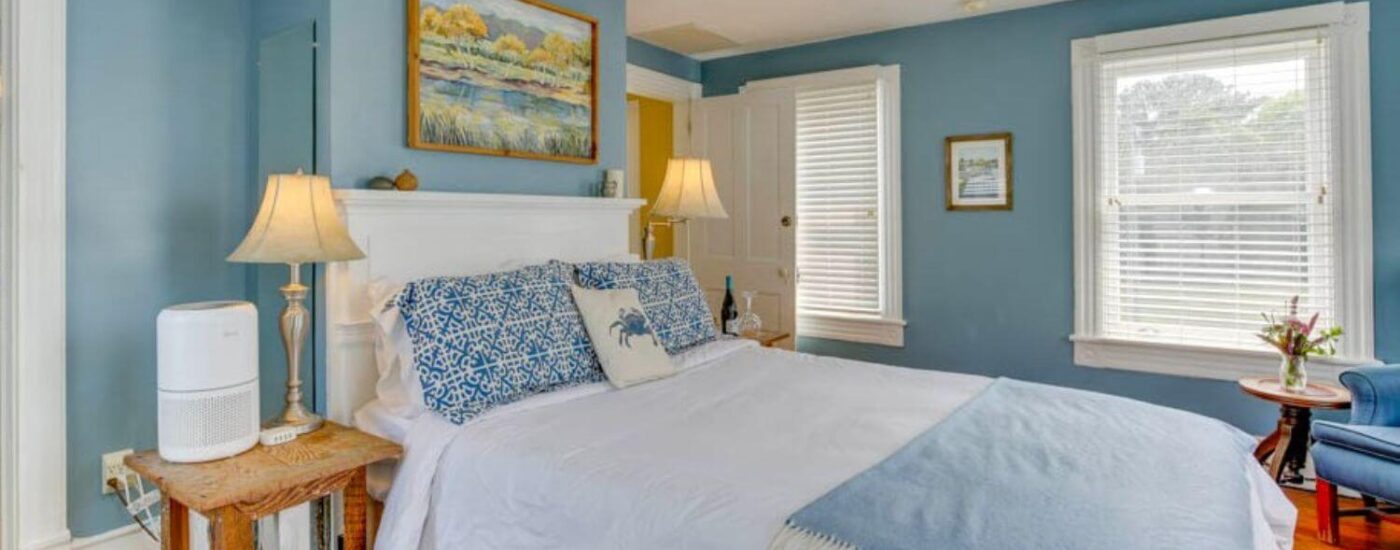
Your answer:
[646,158,728,259]
[228,171,364,434]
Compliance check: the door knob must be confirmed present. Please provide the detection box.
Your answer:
[780,215,793,227]
[779,268,790,279]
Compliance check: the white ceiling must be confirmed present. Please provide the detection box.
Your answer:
[629,0,1072,60]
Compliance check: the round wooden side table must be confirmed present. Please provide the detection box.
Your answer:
[1238,376,1351,484]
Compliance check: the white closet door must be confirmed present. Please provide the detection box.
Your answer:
[687,88,796,347]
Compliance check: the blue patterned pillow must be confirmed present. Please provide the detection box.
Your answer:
[395,262,604,425]
[571,258,719,354]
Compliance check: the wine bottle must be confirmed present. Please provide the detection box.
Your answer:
[721,275,738,335]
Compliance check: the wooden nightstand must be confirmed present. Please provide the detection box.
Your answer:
[1238,377,1351,484]
[125,422,401,550]
[742,330,791,348]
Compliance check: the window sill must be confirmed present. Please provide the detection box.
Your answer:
[798,314,905,347]
[1071,336,1377,383]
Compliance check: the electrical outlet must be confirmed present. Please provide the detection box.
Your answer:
[101,449,134,494]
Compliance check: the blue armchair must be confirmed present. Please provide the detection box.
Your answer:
[1313,365,1400,543]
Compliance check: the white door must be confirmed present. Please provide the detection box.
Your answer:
[687,88,796,348]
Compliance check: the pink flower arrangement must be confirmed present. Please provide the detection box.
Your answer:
[1257,296,1343,359]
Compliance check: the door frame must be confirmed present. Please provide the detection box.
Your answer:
[625,63,702,156]
[625,64,701,257]
[0,0,68,547]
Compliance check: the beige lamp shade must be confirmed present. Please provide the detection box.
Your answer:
[652,158,728,220]
[228,172,365,264]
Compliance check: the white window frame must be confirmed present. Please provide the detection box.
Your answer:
[742,65,905,347]
[1070,2,1373,382]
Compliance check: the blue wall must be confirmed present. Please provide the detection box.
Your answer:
[67,0,255,537]
[628,38,702,82]
[703,0,1397,434]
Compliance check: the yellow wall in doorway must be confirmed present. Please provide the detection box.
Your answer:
[629,94,674,258]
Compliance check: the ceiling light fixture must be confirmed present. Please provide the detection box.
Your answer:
[962,0,989,13]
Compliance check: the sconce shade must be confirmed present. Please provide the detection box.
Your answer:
[652,158,728,220]
[227,172,365,264]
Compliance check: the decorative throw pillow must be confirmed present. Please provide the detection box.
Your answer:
[571,258,719,354]
[569,286,676,388]
[395,262,605,425]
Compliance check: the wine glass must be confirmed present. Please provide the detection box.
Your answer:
[737,291,762,337]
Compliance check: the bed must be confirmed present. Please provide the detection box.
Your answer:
[325,190,1295,550]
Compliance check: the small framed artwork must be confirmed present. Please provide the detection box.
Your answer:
[945,133,1013,211]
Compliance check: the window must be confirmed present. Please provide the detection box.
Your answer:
[749,66,904,346]
[1072,3,1372,380]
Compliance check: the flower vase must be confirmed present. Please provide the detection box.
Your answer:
[1279,355,1308,393]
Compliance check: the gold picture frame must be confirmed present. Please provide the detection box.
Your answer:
[945,132,1013,211]
[407,0,599,164]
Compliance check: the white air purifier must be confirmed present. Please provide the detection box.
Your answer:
[157,301,260,463]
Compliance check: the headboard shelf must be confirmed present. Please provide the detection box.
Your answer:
[325,189,643,423]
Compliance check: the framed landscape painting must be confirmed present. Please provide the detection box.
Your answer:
[408,0,598,163]
[945,133,1013,211]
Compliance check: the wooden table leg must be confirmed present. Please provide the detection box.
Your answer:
[1266,405,1312,483]
[1253,430,1281,463]
[161,497,189,550]
[207,507,255,550]
[344,466,369,550]
[1267,407,1295,482]
[1283,406,1311,483]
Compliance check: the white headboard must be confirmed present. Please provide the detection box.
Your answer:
[325,189,644,423]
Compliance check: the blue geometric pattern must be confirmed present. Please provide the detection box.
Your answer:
[395,262,604,425]
[571,259,718,354]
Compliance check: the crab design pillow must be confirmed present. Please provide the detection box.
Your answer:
[570,285,676,388]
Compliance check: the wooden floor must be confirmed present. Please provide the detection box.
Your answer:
[1288,489,1400,550]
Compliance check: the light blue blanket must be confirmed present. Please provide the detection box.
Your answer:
[784,378,1264,550]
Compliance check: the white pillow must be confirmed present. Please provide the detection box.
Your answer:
[569,286,676,388]
[367,279,425,420]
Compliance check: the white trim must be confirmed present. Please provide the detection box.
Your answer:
[1070,3,1372,379]
[333,189,645,215]
[1333,2,1374,364]
[739,65,891,93]
[69,524,154,550]
[625,63,701,157]
[24,532,75,550]
[1,0,68,548]
[746,65,905,347]
[1072,336,1370,383]
[798,314,906,347]
[877,66,903,341]
[625,63,700,102]
[1092,2,1346,53]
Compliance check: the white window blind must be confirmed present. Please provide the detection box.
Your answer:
[1095,27,1336,351]
[795,81,883,318]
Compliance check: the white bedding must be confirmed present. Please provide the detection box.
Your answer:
[370,340,1295,550]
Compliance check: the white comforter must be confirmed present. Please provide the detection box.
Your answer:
[371,340,1295,550]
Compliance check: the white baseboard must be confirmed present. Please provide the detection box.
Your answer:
[67,507,310,550]
[23,530,73,550]
[68,525,154,550]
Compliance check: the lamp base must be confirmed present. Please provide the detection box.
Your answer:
[264,401,323,435]
[267,263,321,436]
